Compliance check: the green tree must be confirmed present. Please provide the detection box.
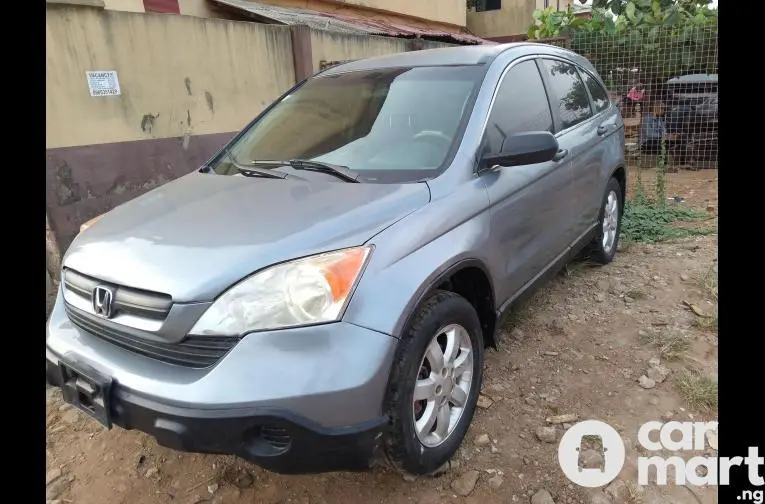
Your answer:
[527,0,717,84]
[588,0,712,17]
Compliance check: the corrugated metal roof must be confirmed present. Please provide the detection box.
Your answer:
[209,0,491,45]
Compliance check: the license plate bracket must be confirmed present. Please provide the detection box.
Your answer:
[59,360,113,429]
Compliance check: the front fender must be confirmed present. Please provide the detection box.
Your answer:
[342,178,495,338]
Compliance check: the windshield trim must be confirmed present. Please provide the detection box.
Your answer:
[201,64,490,183]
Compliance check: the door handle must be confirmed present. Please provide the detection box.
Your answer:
[597,125,608,136]
[552,149,568,162]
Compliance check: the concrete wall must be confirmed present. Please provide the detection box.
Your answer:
[310,29,455,72]
[222,0,466,30]
[337,0,466,27]
[99,0,467,31]
[46,5,296,249]
[310,29,410,72]
[468,0,574,38]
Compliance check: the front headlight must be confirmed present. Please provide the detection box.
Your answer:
[190,246,372,336]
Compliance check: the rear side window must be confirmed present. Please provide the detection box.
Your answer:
[483,60,553,154]
[580,70,610,114]
[540,59,593,130]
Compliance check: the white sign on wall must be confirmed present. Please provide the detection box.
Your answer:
[86,70,121,97]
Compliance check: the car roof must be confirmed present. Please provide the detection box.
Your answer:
[319,42,599,77]
[667,73,718,84]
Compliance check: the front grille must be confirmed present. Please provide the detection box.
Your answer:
[65,305,240,368]
[63,268,172,320]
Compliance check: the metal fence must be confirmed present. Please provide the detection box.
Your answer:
[565,24,718,179]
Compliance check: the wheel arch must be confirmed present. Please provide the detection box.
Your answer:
[396,258,497,348]
[611,165,627,207]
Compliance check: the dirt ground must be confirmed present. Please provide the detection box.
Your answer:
[46,167,718,504]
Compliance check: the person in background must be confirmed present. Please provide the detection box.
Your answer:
[664,94,695,168]
[639,99,673,154]
[638,100,678,167]
[623,83,645,117]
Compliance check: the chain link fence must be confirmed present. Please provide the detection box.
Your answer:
[541,23,717,206]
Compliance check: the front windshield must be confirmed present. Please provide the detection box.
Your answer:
[209,65,485,183]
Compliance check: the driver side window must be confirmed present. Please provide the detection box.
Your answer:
[483,60,554,155]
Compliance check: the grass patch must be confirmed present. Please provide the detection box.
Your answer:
[563,260,600,278]
[628,289,647,300]
[693,265,718,332]
[639,329,691,361]
[676,369,718,410]
[618,238,634,253]
[502,288,554,329]
[625,482,645,504]
[692,307,718,332]
[698,266,719,302]
[621,194,712,244]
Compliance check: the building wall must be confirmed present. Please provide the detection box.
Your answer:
[103,0,145,12]
[233,0,466,31]
[100,0,467,30]
[46,5,296,249]
[310,28,455,71]
[468,0,574,38]
[310,29,411,72]
[337,0,466,27]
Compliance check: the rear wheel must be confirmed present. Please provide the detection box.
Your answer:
[589,177,623,265]
[383,290,484,475]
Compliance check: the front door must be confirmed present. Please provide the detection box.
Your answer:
[480,58,578,305]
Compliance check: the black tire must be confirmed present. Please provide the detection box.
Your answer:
[383,290,484,476]
[589,177,623,265]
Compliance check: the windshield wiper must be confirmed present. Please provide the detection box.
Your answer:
[224,151,288,179]
[226,152,361,183]
[286,159,361,183]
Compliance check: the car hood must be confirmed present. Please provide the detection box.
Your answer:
[63,171,430,302]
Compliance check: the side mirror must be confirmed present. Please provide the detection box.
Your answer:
[479,131,560,170]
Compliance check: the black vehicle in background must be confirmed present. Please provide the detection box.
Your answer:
[664,73,718,167]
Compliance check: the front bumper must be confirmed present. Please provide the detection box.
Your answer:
[46,357,388,473]
[46,290,398,473]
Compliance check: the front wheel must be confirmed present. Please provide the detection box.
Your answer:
[589,177,623,265]
[383,291,484,475]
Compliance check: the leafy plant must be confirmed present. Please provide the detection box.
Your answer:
[528,0,718,84]
[621,194,711,243]
[588,0,713,19]
[528,6,577,39]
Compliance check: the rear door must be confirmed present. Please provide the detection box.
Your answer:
[577,68,622,228]
[480,58,578,304]
[537,58,603,242]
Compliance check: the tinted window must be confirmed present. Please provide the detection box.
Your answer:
[581,70,610,113]
[483,60,553,154]
[540,59,593,130]
[209,65,484,183]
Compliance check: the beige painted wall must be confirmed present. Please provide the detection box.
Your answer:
[468,0,575,38]
[338,0,466,27]
[46,6,295,149]
[310,29,410,72]
[248,0,465,31]
[467,0,535,38]
[103,0,144,12]
[177,0,247,19]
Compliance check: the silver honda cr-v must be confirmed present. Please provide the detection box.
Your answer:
[46,42,625,476]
